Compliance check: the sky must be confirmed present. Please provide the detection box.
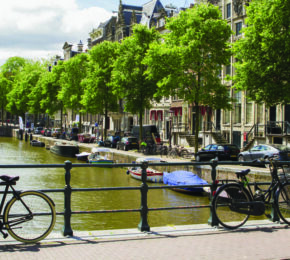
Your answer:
[0,0,192,66]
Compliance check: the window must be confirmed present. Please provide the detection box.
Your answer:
[236,22,242,36]
[226,58,231,75]
[246,100,253,124]
[233,91,241,124]
[226,3,231,18]
[257,104,263,124]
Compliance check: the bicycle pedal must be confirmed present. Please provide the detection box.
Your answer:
[1,231,8,239]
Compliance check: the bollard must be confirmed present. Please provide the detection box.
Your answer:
[208,159,219,226]
[63,160,73,236]
[25,132,28,141]
[138,161,150,232]
[30,133,33,141]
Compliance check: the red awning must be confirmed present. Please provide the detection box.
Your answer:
[170,107,182,116]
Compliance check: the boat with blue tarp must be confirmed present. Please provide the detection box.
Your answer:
[163,170,208,194]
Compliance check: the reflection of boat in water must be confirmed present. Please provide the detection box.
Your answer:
[75,151,91,161]
[88,148,114,164]
[163,170,208,194]
[30,140,45,147]
[50,142,79,157]
[127,157,165,183]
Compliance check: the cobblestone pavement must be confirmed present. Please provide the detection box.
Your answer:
[0,222,289,260]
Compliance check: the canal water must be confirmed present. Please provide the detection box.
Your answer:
[0,137,211,232]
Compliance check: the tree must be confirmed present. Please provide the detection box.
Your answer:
[82,41,120,140]
[144,3,233,152]
[233,0,290,106]
[0,73,11,124]
[6,60,45,120]
[112,24,161,142]
[1,57,27,81]
[58,53,88,132]
[40,61,66,129]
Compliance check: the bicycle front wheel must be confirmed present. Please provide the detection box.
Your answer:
[4,191,56,243]
[276,183,290,225]
[213,184,251,229]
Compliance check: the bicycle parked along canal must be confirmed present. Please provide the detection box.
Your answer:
[0,175,56,243]
[212,160,290,229]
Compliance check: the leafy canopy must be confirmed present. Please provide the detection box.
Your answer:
[233,0,290,106]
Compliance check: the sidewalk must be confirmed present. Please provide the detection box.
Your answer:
[0,221,289,260]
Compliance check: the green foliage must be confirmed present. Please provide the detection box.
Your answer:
[112,24,161,139]
[6,60,46,116]
[233,0,290,106]
[1,57,27,81]
[145,3,232,151]
[58,53,88,111]
[40,61,65,116]
[82,41,119,115]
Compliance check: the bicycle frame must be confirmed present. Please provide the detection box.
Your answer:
[0,182,32,236]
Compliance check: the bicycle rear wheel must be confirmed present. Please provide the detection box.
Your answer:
[4,191,56,243]
[276,183,290,225]
[213,184,251,229]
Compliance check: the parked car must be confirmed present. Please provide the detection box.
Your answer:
[117,136,139,151]
[44,128,52,137]
[34,127,43,134]
[51,128,62,138]
[195,144,240,162]
[67,127,79,141]
[104,135,120,148]
[238,144,290,166]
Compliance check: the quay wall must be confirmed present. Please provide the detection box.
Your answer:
[12,129,272,183]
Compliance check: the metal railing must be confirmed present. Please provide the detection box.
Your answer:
[0,160,286,236]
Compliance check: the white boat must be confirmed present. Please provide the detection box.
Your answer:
[127,157,166,183]
[75,151,91,161]
[88,148,114,164]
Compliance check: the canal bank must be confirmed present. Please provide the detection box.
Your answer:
[28,132,272,183]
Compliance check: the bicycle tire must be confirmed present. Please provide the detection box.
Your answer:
[276,183,290,225]
[212,183,251,229]
[4,191,56,243]
[181,150,190,158]
[168,150,177,158]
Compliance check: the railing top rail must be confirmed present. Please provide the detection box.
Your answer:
[0,160,289,169]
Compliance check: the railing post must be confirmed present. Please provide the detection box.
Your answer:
[138,161,150,232]
[208,160,219,226]
[63,160,73,236]
[270,164,280,222]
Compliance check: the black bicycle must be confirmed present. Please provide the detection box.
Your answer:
[212,161,290,229]
[0,175,56,243]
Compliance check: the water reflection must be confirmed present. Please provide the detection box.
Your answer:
[0,137,211,232]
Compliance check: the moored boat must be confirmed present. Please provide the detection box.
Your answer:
[75,151,91,161]
[163,170,208,194]
[30,140,45,147]
[126,157,165,183]
[50,142,79,157]
[88,148,114,164]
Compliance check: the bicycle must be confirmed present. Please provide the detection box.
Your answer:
[212,160,290,229]
[167,145,191,159]
[0,175,56,243]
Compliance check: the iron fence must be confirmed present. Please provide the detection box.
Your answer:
[0,160,287,236]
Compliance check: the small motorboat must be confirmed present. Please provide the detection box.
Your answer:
[50,142,79,157]
[88,148,114,164]
[163,170,208,194]
[75,151,91,161]
[30,140,45,147]
[126,157,166,183]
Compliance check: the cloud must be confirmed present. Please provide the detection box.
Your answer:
[0,0,112,65]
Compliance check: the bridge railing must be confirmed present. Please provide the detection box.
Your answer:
[0,160,288,236]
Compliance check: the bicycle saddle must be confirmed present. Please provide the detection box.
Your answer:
[235,169,250,178]
[0,175,19,182]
